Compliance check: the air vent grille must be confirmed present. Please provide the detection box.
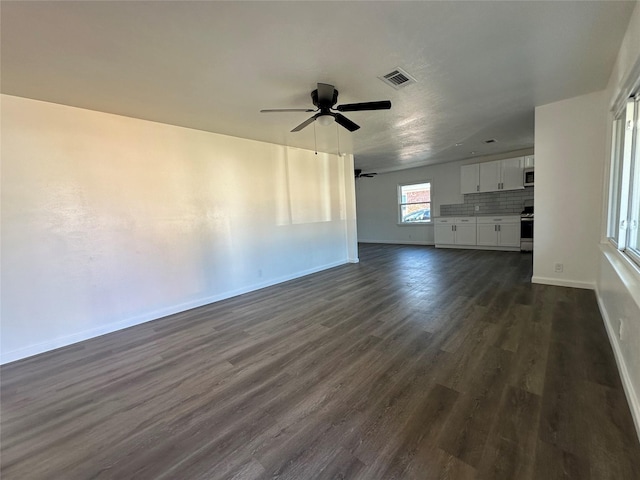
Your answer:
[379,67,417,90]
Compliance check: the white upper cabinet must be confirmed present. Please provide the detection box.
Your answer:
[461,157,525,194]
[524,155,535,168]
[461,164,480,194]
[500,157,524,190]
[479,160,502,192]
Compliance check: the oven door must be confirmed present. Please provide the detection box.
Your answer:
[520,218,534,251]
[521,218,533,238]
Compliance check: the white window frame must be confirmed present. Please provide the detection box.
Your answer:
[626,97,640,265]
[398,181,432,224]
[608,95,640,268]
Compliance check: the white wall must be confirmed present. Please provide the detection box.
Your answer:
[533,91,607,289]
[596,1,640,438]
[0,94,357,364]
[355,163,456,245]
[355,149,533,245]
[532,1,640,438]
[597,247,640,436]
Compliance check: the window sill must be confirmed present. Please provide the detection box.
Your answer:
[600,242,640,310]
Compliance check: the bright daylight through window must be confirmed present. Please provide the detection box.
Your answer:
[608,94,640,267]
[399,182,431,223]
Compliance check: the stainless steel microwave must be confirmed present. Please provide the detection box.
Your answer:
[524,168,534,186]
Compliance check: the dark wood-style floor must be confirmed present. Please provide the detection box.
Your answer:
[2,244,639,479]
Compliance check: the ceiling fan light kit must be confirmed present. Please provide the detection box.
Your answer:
[261,83,391,133]
[317,114,335,126]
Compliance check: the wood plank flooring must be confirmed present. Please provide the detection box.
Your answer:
[2,243,639,479]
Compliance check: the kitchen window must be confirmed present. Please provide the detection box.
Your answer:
[399,181,431,223]
[607,95,640,267]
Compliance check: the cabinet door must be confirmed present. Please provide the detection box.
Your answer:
[435,224,455,245]
[524,155,535,168]
[501,157,524,190]
[477,223,498,246]
[461,164,479,194]
[497,223,520,247]
[479,161,501,192]
[455,224,477,245]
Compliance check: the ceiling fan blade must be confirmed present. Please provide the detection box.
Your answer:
[260,108,315,113]
[335,113,360,132]
[335,101,392,112]
[291,114,319,132]
[317,83,336,104]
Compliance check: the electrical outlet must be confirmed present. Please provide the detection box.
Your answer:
[475,205,480,211]
[554,263,563,273]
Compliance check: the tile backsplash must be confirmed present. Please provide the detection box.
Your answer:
[440,187,534,216]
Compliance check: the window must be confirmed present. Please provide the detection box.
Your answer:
[399,182,431,223]
[608,116,626,242]
[608,95,640,266]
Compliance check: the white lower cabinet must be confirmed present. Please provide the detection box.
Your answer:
[454,222,477,245]
[435,216,520,250]
[435,217,477,246]
[434,222,455,245]
[476,216,520,247]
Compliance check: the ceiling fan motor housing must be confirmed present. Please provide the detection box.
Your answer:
[312,89,339,110]
[262,83,390,133]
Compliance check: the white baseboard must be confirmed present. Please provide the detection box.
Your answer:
[0,259,349,365]
[596,288,640,443]
[531,276,595,290]
[435,244,520,252]
[357,239,434,246]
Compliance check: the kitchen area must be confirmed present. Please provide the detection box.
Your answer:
[435,155,534,252]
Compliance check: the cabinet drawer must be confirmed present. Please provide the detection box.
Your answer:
[476,216,520,224]
[436,217,477,225]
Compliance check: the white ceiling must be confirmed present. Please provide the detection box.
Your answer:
[1,1,635,172]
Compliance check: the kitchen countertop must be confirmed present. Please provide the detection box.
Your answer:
[434,214,522,218]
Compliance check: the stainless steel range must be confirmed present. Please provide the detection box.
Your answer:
[520,206,534,252]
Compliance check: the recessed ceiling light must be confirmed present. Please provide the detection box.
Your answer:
[471,151,476,155]
[455,143,463,147]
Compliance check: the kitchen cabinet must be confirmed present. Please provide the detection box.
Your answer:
[524,155,535,168]
[435,217,477,246]
[461,157,525,194]
[478,160,501,192]
[476,216,520,247]
[461,164,480,194]
[455,221,477,245]
[500,157,525,190]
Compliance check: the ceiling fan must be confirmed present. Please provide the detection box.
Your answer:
[355,169,377,179]
[261,83,391,133]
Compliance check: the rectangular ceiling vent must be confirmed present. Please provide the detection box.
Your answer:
[379,67,417,90]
